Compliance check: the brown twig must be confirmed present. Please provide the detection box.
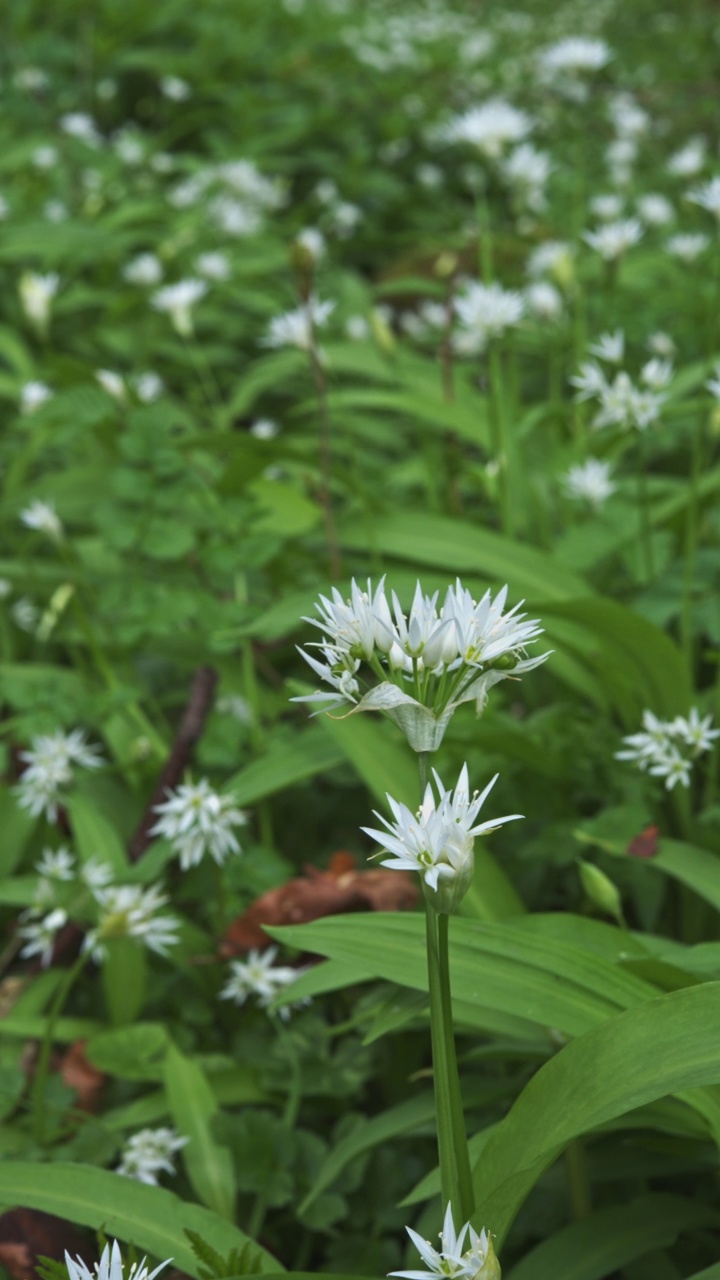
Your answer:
[128,664,218,862]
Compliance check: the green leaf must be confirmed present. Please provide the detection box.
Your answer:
[338,512,590,603]
[0,1164,278,1277]
[86,1023,169,1081]
[225,728,344,805]
[576,821,720,916]
[248,479,320,537]
[0,789,36,876]
[164,1041,237,1220]
[505,1194,720,1280]
[102,938,147,1026]
[66,792,129,877]
[471,983,720,1243]
[312,695,418,807]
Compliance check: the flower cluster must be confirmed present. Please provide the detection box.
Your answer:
[616,708,720,790]
[363,764,521,914]
[117,1126,187,1184]
[17,848,179,965]
[220,945,309,1019]
[564,458,615,508]
[14,728,104,822]
[293,577,547,751]
[65,1241,172,1280]
[390,1203,499,1280]
[150,777,246,869]
[453,281,525,355]
[571,333,672,432]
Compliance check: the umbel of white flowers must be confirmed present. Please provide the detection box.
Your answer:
[363,764,522,915]
[293,577,548,751]
[65,1240,172,1280]
[616,708,720,790]
[389,1202,500,1280]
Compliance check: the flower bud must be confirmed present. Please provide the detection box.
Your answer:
[578,860,624,925]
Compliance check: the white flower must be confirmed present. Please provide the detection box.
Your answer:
[648,747,692,790]
[608,92,649,139]
[35,847,75,880]
[583,218,643,260]
[590,194,624,222]
[209,195,262,236]
[524,281,563,320]
[216,693,253,724]
[442,99,533,158]
[687,177,720,218]
[16,67,50,91]
[570,360,608,401]
[20,499,63,540]
[160,75,191,101]
[60,112,102,147]
[673,708,720,753]
[390,1204,497,1280]
[87,884,179,959]
[666,232,710,261]
[20,382,53,414]
[114,130,144,165]
[14,729,103,822]
[151,280,207,336]
[668,139,706,178]
[19,272,59,331]
[346,315,370,340]
[32,145,58,169]
[44,200,67,223]
[18,907,68,967]
[537,36,611,77]
[637,194,674,226]
[80,857,114,890]
[123,253,164,286]
[294,577,548,750]
[362,765,522,911]
[589,331,625,364]
[648,332,676,358]
[149,778,246,869]
[96,369,125,400]
[11,598,40,633]
[296,227,325,260]
[195,251,231,280]
[262,295,335,351]
[453,280,524,355]
[133,371,164,402]
[117,1127,187,1184]
[592,372,664,432]
[640,358,673,390]
[221,946,306,1017]
[250,418,279,439]
[616,708,719,790]
[564,459,615,507]
[65,1240,172,1280]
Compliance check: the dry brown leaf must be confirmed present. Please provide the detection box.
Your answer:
[59,1040,106,1112]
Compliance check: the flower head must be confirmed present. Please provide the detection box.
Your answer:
[453,281,524,355]
[616,708,719,790]
[363,765,522,913]
[220,945,308,1018]
[117,1126,187,1184]
[564,458,615,508]
[390,1204,499,1280]
[262,295,335,351]
[294,578,547,751]
[14,729,103,822]
[151,279,207,336]
[150,778,246,869]
[65,1240,172,1280]
[86,883,179,959]
[441,100,532,158]
[687,176,720,219]
[18,907,68,967]
[583,219,643,260]
[19,272,59,332]
[20,499,63,540]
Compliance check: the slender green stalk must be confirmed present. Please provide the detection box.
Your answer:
[635,435,655,583]
[680,413,704,665]
[438,914,475,1221]
[488,345,514,536]
[32,951,87,1145]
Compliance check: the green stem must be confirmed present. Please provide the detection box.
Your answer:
[438,913,475,1221]
[418,750,429,796]
[635,436,654,583]
[32,951,87,1145]
[488,345,514,537]
[425,899,460,1216]
[680,413,704,666]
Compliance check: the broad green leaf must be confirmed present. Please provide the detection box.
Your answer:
[471,983,720,1243]
[225,728,344,805]
[338,512,589,603]
[268,913,658,1038]
[104,1065,267,1131]
[576,821,720,916]
[0,789,36,876]
[248,478,321,537]
[86,1023,169,1081]
[164,1041,236,1220]
[313,695,418,807]
[102,938,147,1026]
[66,792,129,876]
[506,1194,720,1280]
[0,1164,277,1276]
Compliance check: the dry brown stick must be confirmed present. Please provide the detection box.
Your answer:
[128,664,218,862]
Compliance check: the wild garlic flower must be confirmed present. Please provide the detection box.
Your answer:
[20,499,63,540]
[294,577,547,751]
[666,232,710,262]
[86,883,179,959]
[262,295,335,351]
[564,459,615,508]
[18,907,68,967]
[389,1203,499,1280]
[589,330,625,364]
[14,729,104,822]
[220,946,307,1018]
[590,194,624,222]
[150,778,246,869]
[117,1127,187,1184]
[151,279,207,336]
[363,765,521,914]
[160,75,192,101]
[687,176,720,219]
[123,253,163,286]
[537,36,611,78]
[453,281,524,355]
[195,250,231,280]
[616,708,720,790]
[526,240,575,287]
[59,112,102,147]
[20,381,53,413]
[524,281,563,321]
[667,140,706,178]
[35,846,75,880]
[636,194,674,226]
[583,218,643,260]
[65,1240,172,1280]
[96,369,125,400]
[19,272,59,332]
[441,100,532,158]
[571,342,667,433]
